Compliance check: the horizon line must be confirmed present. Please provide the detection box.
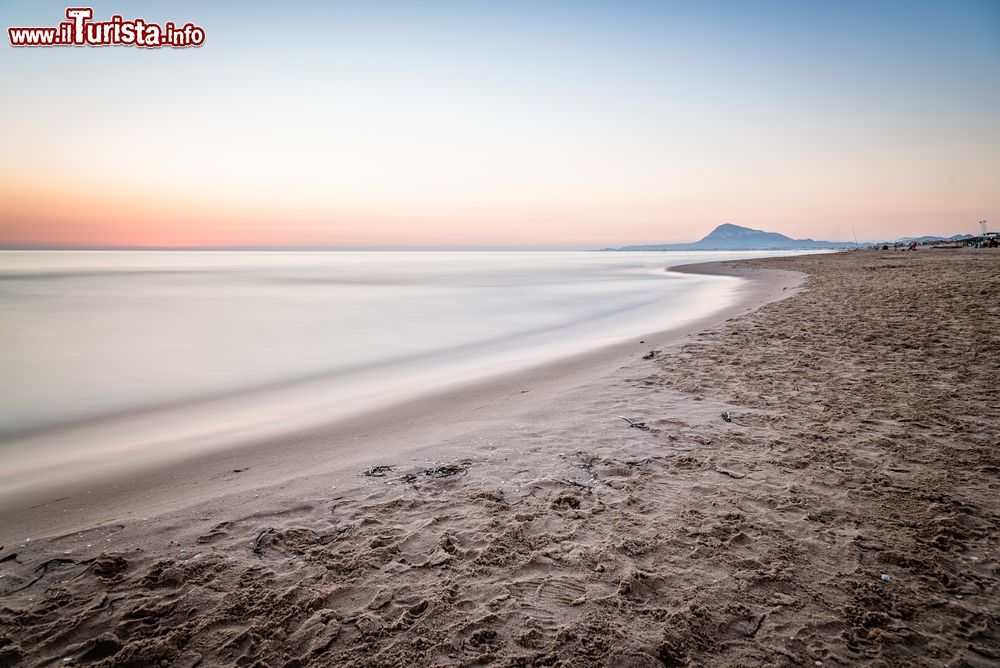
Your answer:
[0,237,952,251]
[0,244,604,252]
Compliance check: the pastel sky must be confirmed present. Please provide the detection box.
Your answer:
[2,0,998,248]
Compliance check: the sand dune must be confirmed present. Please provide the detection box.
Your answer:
[1,250,998,666]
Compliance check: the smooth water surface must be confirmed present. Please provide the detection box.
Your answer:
[0,250,804,492]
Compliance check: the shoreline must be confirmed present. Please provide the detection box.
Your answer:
[4,250,996,666]
[0,259,803,539]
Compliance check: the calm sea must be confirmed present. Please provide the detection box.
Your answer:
[0,250,802,493]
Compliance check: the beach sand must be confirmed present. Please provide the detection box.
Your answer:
[1,250,998,666]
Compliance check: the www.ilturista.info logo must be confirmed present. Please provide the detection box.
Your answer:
[8,7,205,48]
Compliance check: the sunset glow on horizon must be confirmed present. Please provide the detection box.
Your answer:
[2,0,999,248]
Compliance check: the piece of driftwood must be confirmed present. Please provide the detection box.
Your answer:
[746,613,767,638]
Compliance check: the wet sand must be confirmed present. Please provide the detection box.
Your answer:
[1,250,998,666]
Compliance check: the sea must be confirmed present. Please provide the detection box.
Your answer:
[0,250,807,494]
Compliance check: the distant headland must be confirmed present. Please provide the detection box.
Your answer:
[602,224,856,251]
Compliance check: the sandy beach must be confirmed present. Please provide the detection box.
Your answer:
[1,250,998,667]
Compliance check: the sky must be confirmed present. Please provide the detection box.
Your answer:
[1,0,998,248]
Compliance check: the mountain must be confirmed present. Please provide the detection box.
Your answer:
[607,223,853,251]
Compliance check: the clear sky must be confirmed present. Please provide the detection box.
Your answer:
[2,0,998,248]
